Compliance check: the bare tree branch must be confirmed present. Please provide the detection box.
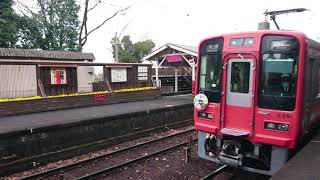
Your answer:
[82,17,88,46]
[118,19,132,38]
[78,4,131,50]
[15,3,29,17]
[81,6,130,42]
[15,0,37,17]
[87,0,101,12]
[79,0,89,48]
[37,0,49,25]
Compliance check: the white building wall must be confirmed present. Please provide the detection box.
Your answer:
[77,66,93,93]
[0,65,37,98]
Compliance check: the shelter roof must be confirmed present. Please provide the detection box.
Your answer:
[142,43,197,61]
[0,59,152,66]
[0,48,95,61]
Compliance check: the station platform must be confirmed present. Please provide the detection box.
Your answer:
[0,94,192,136]
[271,132,320,179]
[0,94,193,176]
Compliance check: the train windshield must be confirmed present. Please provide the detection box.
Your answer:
[259,53,298,111]
[198,54,222,102]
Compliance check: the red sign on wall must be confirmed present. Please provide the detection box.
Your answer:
[95,94,106,102]
[51,68,67,85]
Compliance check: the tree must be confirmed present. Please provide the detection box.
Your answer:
[112,35,155,63]
[133,40,155,60]
[0,0,17,48]
[15,15,43,49]
[15,0,80,51]
[15,0,131,51]
[35,0,80,51]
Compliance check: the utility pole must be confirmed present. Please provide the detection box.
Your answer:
[111,32,121,63]
[111,21,131,63]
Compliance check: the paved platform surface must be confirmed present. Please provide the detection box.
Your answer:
[0,94,192,135]
[271,132,320,180]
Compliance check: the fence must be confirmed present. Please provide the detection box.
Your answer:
[0,88,161,117]
[152,67,192,77]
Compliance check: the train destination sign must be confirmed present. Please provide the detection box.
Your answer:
[271,40,296,50]
[205,43,219,53]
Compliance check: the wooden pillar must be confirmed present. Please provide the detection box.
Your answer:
[156,56,167,87]
[103,66,112,92]
[175,66,178,92]
[156,64,159,87]
[148,65,152,87]
[103,66,107,91]
[36,65,41,96]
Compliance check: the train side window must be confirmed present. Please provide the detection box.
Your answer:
[230,62,250,93]
[310,61,320,100]
[317,64,320,98]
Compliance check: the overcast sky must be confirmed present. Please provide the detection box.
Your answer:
[18,0,320,62]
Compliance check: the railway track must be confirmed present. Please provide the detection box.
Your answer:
[200,165,271,180]
[200,165,233,180]
[75,139,197,180]
[21,128,196,180]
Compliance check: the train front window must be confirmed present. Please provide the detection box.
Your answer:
[199,54,222,102]
[259,53,298,111]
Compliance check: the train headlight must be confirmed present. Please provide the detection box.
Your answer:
[198,112,213,120]
[278,124,289,131]
[264,122,289,132]
[265,122,276,129]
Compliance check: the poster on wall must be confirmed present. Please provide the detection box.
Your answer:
[138,66,148,80]
[111,68,127,82]
[51,68,67,84]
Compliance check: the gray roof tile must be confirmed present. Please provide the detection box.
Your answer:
[0,48,95,61]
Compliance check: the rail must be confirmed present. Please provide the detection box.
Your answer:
[76,138,198,180]
[200,165,231,180]
[21,128,195,180]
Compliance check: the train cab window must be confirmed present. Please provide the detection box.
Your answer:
[259,53,298,111]
[230,62,250,93]
[259,36,299,111]
[199,55,222,91]
[199,38,224,103]
[260,53,297,96]
[199,54,222,102]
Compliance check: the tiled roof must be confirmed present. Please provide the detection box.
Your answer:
[0,48,95,61]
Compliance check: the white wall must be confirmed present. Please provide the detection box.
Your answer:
[77,66,94,93]
[0,65,37,98]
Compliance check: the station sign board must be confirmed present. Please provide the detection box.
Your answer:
[138,66,148,81]
[111,67,127,82]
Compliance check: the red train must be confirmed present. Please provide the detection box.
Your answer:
[193,30,320,175]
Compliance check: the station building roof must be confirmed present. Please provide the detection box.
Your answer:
[0,48,95,61]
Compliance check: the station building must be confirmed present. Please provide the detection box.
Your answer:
[0,48,153,99]
[0,48,95,98]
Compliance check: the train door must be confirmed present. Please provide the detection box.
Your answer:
[221,55,256,136]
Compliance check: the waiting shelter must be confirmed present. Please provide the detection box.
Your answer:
[142,43,198,93]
